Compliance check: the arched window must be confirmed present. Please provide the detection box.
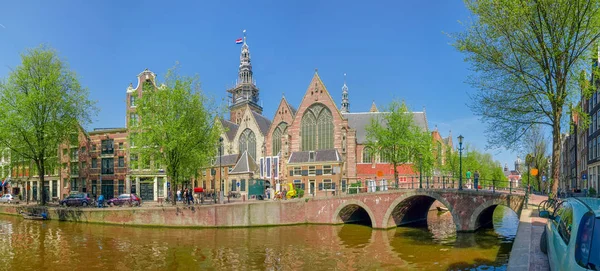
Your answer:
[272,122,288,156]
[301,104,333,151]
[362,147,372,163]
[238,129,256,159]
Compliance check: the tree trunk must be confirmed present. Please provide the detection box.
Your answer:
[36,159,46,206]
[551,116,561,196]
[393,162,398,188]
[170,171,177,206]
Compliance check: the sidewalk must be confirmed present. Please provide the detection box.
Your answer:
[507,195,549,271]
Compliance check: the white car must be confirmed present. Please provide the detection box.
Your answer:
[0,194,15,203]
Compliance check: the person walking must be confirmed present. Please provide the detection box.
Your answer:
[466,169,472,189]
[474,170,480,191]
[177,189,181,202]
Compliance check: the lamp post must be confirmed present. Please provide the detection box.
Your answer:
[418,153,423,189]
[219,137,223,204]
[458,135,464,190]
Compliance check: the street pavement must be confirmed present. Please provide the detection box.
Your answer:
[507,194,549,271]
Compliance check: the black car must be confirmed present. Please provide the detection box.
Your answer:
[59,193,91,207]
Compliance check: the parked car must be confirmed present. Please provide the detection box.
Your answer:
[0,194,15,204]
[540,197,600,270]
[59,193,91,207]
[106,194,141,207]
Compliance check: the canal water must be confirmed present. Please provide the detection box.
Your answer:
[0,205,518,270]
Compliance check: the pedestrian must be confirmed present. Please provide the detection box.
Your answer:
[188,190,193,205]
[177,189,181,202]
[466,169,472,189]
[474,170,480,191]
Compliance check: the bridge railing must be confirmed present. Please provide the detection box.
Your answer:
[341,176,525,196]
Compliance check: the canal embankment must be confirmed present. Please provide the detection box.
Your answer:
[507,195,549,271]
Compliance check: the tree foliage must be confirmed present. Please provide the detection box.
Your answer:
[365,100,434,184]
[521,125,550,191]
[454,0,600,195]
[442,145,509,187]
[0,46,96,204]
[133,66,220,204]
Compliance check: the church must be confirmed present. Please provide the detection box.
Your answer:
[202,34,453,198]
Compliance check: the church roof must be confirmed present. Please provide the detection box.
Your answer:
[213,154,239,167]
[252,111,272,136]
[288,149,342,164]
[230,151,259,174]
[343,112,428,144]
[220,119,239,141]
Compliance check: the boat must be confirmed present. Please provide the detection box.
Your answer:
[20,212,47,220]
[436,206,449,212]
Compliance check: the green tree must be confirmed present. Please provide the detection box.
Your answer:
[365,100,433,186]
[133,66,220,205]
[454,0,600,195]
[0,46,95,205]
[521,125,550,192]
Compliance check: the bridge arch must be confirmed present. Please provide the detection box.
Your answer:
[468,198,520,231]
[333,199,377,227]
[381,191,460,230]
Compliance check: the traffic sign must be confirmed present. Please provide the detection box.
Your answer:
[530,168,538,176]
[377,171,384,177]
[542,176,547,182]
[583,174,588,180]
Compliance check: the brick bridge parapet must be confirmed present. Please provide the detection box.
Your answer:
[304,189,525,232]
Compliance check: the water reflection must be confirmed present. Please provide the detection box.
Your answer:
[0,205,518,271]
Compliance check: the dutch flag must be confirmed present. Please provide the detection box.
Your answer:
[235,38,243,44]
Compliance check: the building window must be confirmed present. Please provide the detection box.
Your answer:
[308,166,316,176]
[323,165,332,175]
[101,158,114,174]
[130,113,138,127]
[130,133,136,148]
[119,142,124,150]
[238,129,257,159]
[81,146,86,154]
[70,163,79,175]
[62,148,67,156]
[52,181,57,198]
[130,95,136,107]
[260,158,264,177]
[293,166,301,176]
[141,155,150,169]
[240,179,246,191]
[231,179,237,191]
[362,148,373,163]
[319,179,335,191]
[92,158,97,168]
[118,156,124,167]
[70,148,78,161]
[301,104,334,151]
[266,157,271,178]
[80,161,86,171]
[272,122,288,156]
[101,139,114,155]
[118,180,125,195]
[70,178,78,191]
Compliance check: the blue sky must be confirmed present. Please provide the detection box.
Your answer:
[0,0,520,169]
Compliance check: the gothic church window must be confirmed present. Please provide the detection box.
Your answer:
[272,122,288,156]
[238,129,256,159]
[362,147,373,163]
[301,104,333,151]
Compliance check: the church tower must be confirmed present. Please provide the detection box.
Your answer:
[340,73,350,113]
[227,30,263,124]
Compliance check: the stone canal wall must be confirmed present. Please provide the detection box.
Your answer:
[0,190,525,231]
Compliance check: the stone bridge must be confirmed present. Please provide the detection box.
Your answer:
[305,189,525,232]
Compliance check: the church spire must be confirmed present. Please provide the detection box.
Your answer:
[341,73,350,113]
[227,29,262,122]
[370,100,379,112]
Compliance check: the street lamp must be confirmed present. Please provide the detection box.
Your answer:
[219,137,223,204]
[458,135,464,190]
[418,153,423,189]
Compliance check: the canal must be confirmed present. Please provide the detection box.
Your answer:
[0,205,518,270]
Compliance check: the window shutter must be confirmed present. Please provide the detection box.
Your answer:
[301,170,308,176]
[289,170,293,176]
[318,183,323,191]
[332,183,336,190]
[316,169,322,175]
[301,184,306,190]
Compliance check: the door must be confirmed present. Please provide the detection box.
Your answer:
[32,185,38,201]
[101,180,114,200]
[550,202,572,267]
[140,182,154,201]
[309,180,315,196]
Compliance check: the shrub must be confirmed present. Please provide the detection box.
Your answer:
[296,188,305,198]
[348,182,361,194]
[589,187,597,197]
